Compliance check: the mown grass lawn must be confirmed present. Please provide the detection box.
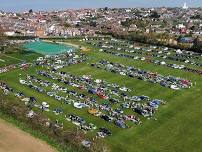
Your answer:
[0,50,41,68]
[0,40,202,152]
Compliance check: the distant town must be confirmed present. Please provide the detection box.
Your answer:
[0,3,202,52]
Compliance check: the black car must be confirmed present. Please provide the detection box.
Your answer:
[99,127,112,136]
[101,115,113,122]
[109,98,119,104]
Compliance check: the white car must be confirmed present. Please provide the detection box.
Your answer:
[134,56,139,60]
[19,79,27,85]
[170,85,180,90]
[141,57,145,61]
[120,72,126,76]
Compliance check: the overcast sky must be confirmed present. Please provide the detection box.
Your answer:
[0,0,201,12]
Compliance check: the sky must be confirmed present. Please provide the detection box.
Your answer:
[0,0,201,12]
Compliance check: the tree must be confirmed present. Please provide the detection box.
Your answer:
[121,19,132,27]
[192,37,202,53]
[190,26,196,31]
[190,14,202,20]
[0,25,4,38]
[75,23,81,28]
[150,11,160,18]
[63,23,72,28]
[90,20,97,27]
[0,25,6,52]
[104,7,108,11]
[29,9,33,14]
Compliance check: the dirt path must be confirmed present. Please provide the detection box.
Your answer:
[0,119,57,152]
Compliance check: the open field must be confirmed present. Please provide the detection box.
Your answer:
[0,38,202,152]
[0,118,56,152]
[0,53,22,68]
[0,50,41,68]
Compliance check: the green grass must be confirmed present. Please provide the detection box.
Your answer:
[0,49,41,67]
[0,39,202,152]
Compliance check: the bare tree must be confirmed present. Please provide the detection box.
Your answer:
[0,25,6,52]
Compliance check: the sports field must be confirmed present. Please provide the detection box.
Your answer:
[23,41,77,55]
[0,38,202,152]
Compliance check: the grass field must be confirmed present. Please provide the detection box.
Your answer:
[0,39,202,152]
[0,49,41,68]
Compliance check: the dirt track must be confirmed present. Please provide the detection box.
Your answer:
[0,119,56,152]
